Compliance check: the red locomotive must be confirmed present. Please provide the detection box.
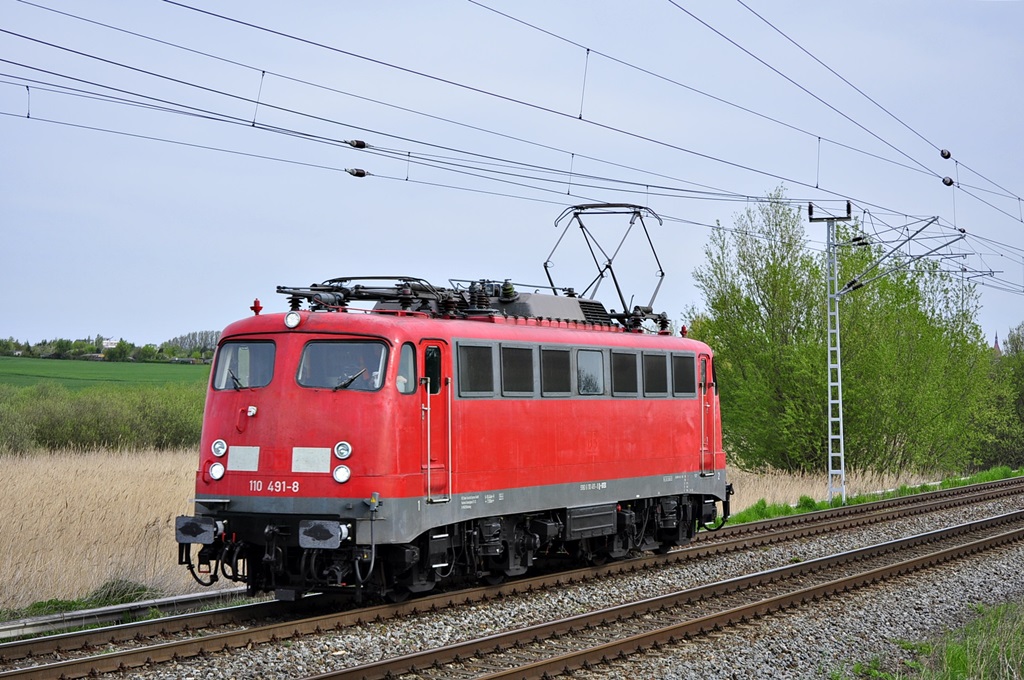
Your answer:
[176,210,731,601]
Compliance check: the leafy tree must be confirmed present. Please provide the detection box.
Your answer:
[835,232,988,472]
[104,339,134,362]
[132,344,158,362]
[688,187,824,471]
[688,186,994,476]
[163,331,219,357]
[66,338,97,357]
[976,322,1024,468]
[52,339,73,359]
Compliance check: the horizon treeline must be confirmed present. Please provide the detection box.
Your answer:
[0,330,220,363]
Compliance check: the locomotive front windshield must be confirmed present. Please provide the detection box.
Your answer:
[212,341,275,390]
[298,341,388,391]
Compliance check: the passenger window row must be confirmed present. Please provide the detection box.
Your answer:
[457,342,699,399]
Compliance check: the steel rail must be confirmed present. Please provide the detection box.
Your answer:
[477,518,1024,680]
[707,475,1024,538]
[0,588,248,642]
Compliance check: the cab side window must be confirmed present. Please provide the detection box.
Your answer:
[397,343,416,394]
[425,345,442,395]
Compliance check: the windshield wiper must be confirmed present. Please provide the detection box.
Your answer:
[227,368,243,390]
[333,368,366,391]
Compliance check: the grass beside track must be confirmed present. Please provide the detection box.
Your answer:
[728,466,1022,525]
[767,466,1024,680]
[837,601,1024,679]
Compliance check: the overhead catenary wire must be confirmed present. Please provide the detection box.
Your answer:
[0,19,769,207]
[7,2,1017,224]
[2,2,1021,305]
[149,2,961,214]
[731,0,1024,212]
[0,66,780,208]
[0,72,1005,298]
[0,60,937,235]
[467,0,942,184]
[663,0,943,181]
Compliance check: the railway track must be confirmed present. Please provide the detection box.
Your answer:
[318,509,1024,679]
[0,588,250,642]
[2,476,1022,679]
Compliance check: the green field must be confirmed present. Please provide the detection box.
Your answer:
[0,356,210,389]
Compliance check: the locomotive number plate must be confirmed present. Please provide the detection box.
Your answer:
[249,479,300,493]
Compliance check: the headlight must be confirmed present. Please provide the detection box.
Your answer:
[332,465,351,483]
[211,439,227,457]
[284,310,301,329]
[209,462,226,480]
[334,441,352,459]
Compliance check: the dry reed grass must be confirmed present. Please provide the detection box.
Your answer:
[0,449,203,611]
[0,450,936,611]
[727,465,936,512]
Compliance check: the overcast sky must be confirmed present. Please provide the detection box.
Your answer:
[2,1,1022,346]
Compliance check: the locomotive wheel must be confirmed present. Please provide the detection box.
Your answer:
[384,586,412,603]
[482,571,507,586]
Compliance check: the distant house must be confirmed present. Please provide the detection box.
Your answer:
[102,340,118,350]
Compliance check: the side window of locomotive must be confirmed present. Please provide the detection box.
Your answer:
[213,341,275,390]
[501,345,535,396]
[672,354,697,397]
[424,345,441,395]
[541,348,571,396]
[576,349,604,395]
[297,341,388,391]
[458,344,494,396]
[397,343,417,394]
[611,351,638,396]
[643,353,668,396]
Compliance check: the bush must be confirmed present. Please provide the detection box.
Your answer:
[0,385,34,453]
[796,495,818,512]
[0,381,204,453]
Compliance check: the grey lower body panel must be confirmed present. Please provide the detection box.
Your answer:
[192,469,728,545]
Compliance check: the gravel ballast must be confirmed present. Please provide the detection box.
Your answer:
[124,497,1024,679]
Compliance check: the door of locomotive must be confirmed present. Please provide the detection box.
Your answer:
[698,353,717,475]
[420,341,451,503]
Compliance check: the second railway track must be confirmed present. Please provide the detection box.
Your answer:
[320,509,1024,679]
